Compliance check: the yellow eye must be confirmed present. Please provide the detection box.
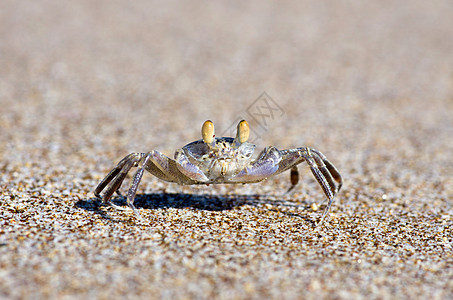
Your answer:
[202,120,215,144]
[236,120,250,143]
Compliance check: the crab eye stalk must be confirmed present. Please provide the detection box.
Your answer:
[236,120,250,143]
[202,120,215,144]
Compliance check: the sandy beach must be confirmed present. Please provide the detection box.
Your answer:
[1,1,452,299]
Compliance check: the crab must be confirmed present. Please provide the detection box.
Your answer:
[94,120,342,224]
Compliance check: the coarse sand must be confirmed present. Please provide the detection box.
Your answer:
[1,1,452,299]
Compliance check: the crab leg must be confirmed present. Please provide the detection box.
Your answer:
[124,150,200,209]
[285,166,300,194]
[303,150,335,201]
[125,153,152,211]
[277,147,342,224]
[310,148,343,192]
[94,153,144,204]
[308,149,338,200]
[95,150,196,208]
[94,153,138,198]
[275,150,305,193]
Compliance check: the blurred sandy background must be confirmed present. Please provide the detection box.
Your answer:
[1,1,452,299]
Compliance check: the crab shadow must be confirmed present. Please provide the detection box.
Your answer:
[76,192,316,224]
